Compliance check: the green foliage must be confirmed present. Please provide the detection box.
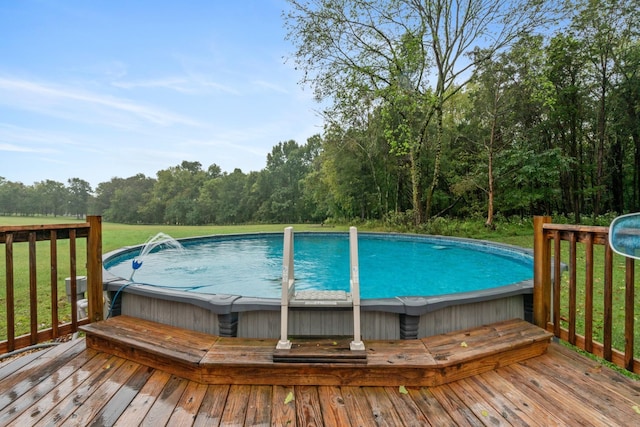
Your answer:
[0,1,639,225]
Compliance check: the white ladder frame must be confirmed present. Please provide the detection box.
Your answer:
[275,226,365,351]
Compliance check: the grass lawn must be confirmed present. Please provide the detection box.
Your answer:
[1,215,637,367]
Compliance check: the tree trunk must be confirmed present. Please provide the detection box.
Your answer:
[425,100,443,221]
[632,129,640,211]
[486,118,496,228]
[610,134,624,213]
[594,70,607,218]
[409,146,422,225]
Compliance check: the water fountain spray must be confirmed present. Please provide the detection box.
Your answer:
[129,232,184,281]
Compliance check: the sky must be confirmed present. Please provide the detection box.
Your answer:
[0,0,324,189]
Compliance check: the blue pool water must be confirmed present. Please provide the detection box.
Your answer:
[104,233,533,299]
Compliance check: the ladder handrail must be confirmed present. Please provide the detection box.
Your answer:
[349,226,365,350]
[276,226,365,351]
[282,226,295,301]
[277,227,295,349]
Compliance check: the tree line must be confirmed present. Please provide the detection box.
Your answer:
[1,0,638,226]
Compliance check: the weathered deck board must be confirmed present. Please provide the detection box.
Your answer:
[465,370,559,426]
[244,384,273,425]
[361,386,406,425]
[270,385,297,426]
[1,336,639,426]
[192,384,231,426]
[141,374,190,426]
[219,384,251,425]
[428,384,483,425]
[410,387,459,426]
[68,361,146,427]
[316,385,354,426]
[0,348,108,426]
[339,386,378,426]
[295,385,324,425]
[30,355,127,426]
[0,337,87,411]
[519,348,640,426]
[501,363,614,427]
[166,380,209,426]
[381,385,432,426]
[112,370,173,426]
[545,343,640,401]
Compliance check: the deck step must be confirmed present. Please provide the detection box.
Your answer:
[273,336,367,363]
[81,316,553,386]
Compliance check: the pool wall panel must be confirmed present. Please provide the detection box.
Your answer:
[236,310,400,340]
[418,295,524,337]
[122,293,220,335]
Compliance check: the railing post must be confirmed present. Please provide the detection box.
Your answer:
[533,216,552,329]
[86,216,103,323]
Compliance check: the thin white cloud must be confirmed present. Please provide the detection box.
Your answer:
[198,79,241,95]
[111,77,195,93]
[112,74,241,96]
[0,123,77,146]
[0,142,55,154]
[251,79,289,94]
[0,76,202,127]
[184,137,268,156]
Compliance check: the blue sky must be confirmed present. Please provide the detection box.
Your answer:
[0,0,324,189]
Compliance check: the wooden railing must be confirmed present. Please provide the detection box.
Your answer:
[533,216,638,374]
[1,216,102,354]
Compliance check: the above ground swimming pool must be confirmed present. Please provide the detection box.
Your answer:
[102,231,535,340]
[104,232,532,298]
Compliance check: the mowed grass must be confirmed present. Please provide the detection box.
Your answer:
[1,215,638,362]
[0,217,347,341]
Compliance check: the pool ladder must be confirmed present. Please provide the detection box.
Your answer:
[276,226,365,351]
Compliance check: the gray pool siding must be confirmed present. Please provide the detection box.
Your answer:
[237,310,401,340]
[416,295,524,337]
[114,289,526,340]
[121,293,220,335]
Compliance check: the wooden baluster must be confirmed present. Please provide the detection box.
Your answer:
[553,231,562,338]
[603,243,613,362]
[69,229,77,328]
[624,257,635,371]
[584,233,594,353]
[568,232,577,345]
[28,231,37,345]
[50,230,59,338]
[5,232,15,352]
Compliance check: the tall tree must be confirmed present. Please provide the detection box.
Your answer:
[612,41,640,211]
[33,180,68,216]
[149,161,208,225]
[67,178,92,219]
[98,175,156,224]
[468,52,514,227]
[215,169,249,224]
[571,0,633,215]
[546,33,586,221]
[285,0,561,222]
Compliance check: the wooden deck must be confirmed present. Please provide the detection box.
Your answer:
[79,316,553,387]
[0,319,638,426]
